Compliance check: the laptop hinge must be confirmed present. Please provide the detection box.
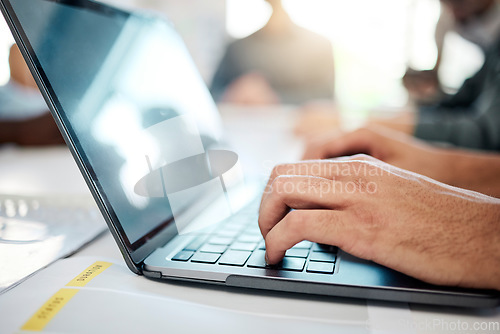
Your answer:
[143,268,162,279]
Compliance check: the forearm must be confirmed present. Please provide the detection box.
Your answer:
[476,202,500,291]
[260,157,500,290]
[438,148,500,198]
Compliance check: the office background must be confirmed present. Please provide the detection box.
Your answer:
[0,0,484,114]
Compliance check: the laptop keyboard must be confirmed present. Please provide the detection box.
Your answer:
[171,209,338,275]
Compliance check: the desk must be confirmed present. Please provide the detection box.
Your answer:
[0,106,499,334]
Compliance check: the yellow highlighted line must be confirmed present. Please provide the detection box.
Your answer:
[21,261,112,331]
[21,288,79,331]
[66,261,112,287]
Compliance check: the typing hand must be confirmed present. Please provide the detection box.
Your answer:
[258,155,500,290]
[302,126,445,181]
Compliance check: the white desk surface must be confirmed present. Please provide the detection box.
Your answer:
[0,106,499,334]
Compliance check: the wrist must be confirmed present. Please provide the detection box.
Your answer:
[368,110,416,135]
[428,147,456,185]
[483,204,500,291]
[436,149,500,197]
[427,146,483,190]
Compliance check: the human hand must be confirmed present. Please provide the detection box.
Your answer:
[302,126,448,183]
[220,72,280,105]
[294,104,415,138]
[293,101,340,137]
[258,155,500,290]
[402,68,440,104]
[9,44,38,89]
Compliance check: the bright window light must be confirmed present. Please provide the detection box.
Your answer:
[226,0,271,39]
[0,16,14,86]
[225,0,446,110]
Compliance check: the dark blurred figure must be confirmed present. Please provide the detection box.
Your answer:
[0,45,64,146]
[210,0,335,105]
[297,34,500,150]
[403,0,500,105]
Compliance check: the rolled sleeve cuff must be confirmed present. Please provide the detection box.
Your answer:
[414,118,485,150]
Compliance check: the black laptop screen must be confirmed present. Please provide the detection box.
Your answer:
[6,0,226,251]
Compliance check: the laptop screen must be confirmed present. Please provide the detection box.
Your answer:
[4,0,232,253]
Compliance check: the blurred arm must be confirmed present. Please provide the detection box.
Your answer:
[303,126,500,198]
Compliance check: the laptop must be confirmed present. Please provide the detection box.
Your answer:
[1,0,498,308]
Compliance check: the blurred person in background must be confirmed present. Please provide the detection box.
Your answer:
[210,0,335,106]
[372,32,500,152]
[403,0,500,105]
[0,44,64,146]
[296,1,500,152]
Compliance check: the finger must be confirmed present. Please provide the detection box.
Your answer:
[260,160,348,215]
[266,156,381,189]
[302,128,385,160]
[258,175,348,238]
[261,160,336,209]
[264,209,355,264]
[264,159,357,194]
[260,157,380,209]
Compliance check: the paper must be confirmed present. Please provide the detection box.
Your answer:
[0,256,371,334]
[0,194,107,293]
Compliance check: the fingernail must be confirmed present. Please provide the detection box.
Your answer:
[264,252,270,265]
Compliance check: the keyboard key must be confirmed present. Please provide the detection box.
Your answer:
[257,241,266,250]
[199,244,228,254]
[208,236,233,245]
[246,250,268,268]
[171,250,194,262]
[183,236,206,251]
[244,226,261,234]
[309,251,337,263]
[312,243,338,253]
[279,257,306,272]
[219,250,252,266]
[217,229,240,238]
[306,261,335,274]
[230,217,252,226]
[221,223,244,231]
[191,252,221,264]
[231,241,258,251]
[285,248,309,258]
[238,234,262,243]
[293,240,313,249]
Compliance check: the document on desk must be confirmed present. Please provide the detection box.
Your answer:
[0,256,375,334]
[0,194,107,293]
[3,256,497,334]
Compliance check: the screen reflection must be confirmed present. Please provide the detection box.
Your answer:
[10,0,243,246]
